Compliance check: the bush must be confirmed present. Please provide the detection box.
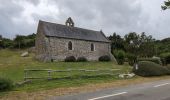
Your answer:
[77,57,87,62]
[64,56,76,62]
[138,57,162,65]
[160,52,170,65]
[98,55,111,62]
[0,77,14,92]
[113,50,125,65]
[126,53,137,66]
[133,61,170,77]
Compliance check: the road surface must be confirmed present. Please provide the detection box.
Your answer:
[50,79,170,100]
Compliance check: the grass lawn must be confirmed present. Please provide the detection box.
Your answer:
[1,49,170,100]
[0,49,131,92]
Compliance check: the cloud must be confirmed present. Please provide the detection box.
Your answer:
[53,0,145,34]
[27,0,40,6]
[0,0,169,39]
[0,0,24,38]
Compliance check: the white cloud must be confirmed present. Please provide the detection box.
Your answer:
[0,0,169,39]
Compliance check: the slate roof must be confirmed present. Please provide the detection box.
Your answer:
[38,20,110,43]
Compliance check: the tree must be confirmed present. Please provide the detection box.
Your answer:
[0,35,2,40]
[124,32,156,58]
[14,35,25,49]
[124,32,140,55]
[108,32,124,52]
[0,38,13,48]
[162,0,170,10]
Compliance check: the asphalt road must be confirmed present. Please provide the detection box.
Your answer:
[50,79,170,100]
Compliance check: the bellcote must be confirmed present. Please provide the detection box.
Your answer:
[65,17,74,27]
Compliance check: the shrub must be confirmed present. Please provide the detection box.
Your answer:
[126,53,137,66]
[64,56,76,62]
[113,50,125,65]
[160,52,170,65]
[133,61,170,77]
[138,57,162,65]
[161,58,167,66]
[77,57,87,62]
[98,55,111,62]
[0,77,14,92]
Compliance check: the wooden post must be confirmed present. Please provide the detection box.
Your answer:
[48,70,52,80]
[24,70,27,81]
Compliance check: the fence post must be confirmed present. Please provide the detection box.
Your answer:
[48,70,52,80]
[24,70,27,81]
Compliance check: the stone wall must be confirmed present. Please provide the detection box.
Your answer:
[35,22,51,61]
[45,37,112,61]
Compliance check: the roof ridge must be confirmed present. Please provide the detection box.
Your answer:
[39,20,101,33]
[38,20,110,43]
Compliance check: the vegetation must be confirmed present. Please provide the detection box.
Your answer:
[133,61,170,77]
[160,52,170,65]
[0,33,35,49]
[108,33,124,53]
[77,57,88,62]
[0,49,131,92]
[162,0,170,10]
[155,38,170,55]
[138,58,162,65]
[126,53,137,66]
[0,32,169,92]
[98,55,111,62]
[0,77,14,92]
[113,50,125,65]
[1,32,169,62]
[64,56,76,62]
[109,32,155,58]
[0,38,13,49]
[108,32,170,67]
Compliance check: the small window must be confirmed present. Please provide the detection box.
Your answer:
[91,43,95,51]
[68,41,72,50]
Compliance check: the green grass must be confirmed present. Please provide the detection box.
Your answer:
[0,49,131,92]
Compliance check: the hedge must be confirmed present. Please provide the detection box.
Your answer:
[160,52,170,65]
[133,61,170,77]
[113,50,125,65]
[64,56,76,62]
[98,55,111,62]
[138,57,162,65]
[77,57,88,62]
[0,77,14,92]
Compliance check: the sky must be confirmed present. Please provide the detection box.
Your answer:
[0,0,170,40]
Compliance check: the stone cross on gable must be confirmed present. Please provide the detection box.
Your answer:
[65,17,74,27]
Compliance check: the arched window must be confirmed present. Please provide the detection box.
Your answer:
[68,41,72,50]
[91,43,94,51]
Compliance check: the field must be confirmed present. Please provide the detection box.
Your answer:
[0,49,132,92]
[1,49,170,100]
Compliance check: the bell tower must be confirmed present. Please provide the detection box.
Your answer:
[65,17,74,27]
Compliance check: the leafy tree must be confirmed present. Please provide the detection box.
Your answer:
[0,38,13,48]
[113,50,125,65]
[13,33,36,49]
[162,0,170,10]
[108,32,124,53]
[124,32,156,58]
[0,35,2,40]
[155,38,170,55]
[14,35,25,49]
[138,33,155,57]
[124,32,140,56]
[124,32,140,44]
